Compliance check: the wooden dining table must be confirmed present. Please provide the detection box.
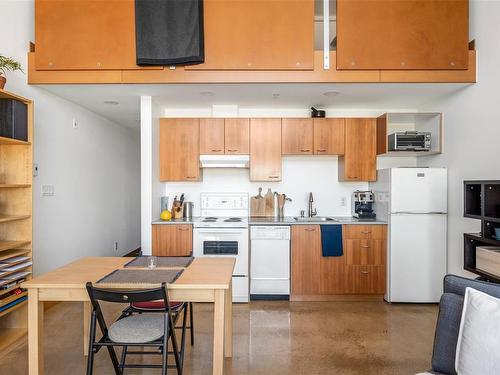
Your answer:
[22,257,235,375]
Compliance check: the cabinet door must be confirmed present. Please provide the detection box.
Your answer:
[186,0,314,70]
[336,0,469,70]
[200,119,225,155]
[250,119,282,181]
[339,118,376,181]
[281,119,313,155]
[35,0,157,70]
[152,225,193,257]
[346,265,386,294]
[313,118,345,155]
[225,118,249,154]
[291,226,321,295]
[159,119,200,181]
[344,225,386,240]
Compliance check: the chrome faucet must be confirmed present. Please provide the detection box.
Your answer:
[308,192,317,217]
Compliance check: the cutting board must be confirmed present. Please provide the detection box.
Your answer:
[264,188,274,217]
[250,188,266,217]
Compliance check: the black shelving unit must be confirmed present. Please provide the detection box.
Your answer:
[463,180,500,283]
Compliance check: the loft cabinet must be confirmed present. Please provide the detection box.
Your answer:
[199,118,250,155]
[339,118,377,182]
[152,225,193,256]
[200,119,225,154]
[313,118,345,155]
[250,119,282,182]
[159,119,200,181]
[336,0,469,70]
[282,119,313,155]
[34,0,154,70]
[186,0,314,70]
[225,119,250,154]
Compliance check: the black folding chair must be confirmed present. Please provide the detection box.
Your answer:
[85,282,182,375]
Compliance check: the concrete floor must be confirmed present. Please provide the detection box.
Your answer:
[0,300,438,374]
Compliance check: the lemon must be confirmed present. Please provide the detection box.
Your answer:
[160,210,172,221]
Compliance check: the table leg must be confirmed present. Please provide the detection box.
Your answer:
[213,289,225,375]
[83,301,91,356]
[224,282,232,358]
[28,289,44,375]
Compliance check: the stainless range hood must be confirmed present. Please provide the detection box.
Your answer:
[200,155,250,168]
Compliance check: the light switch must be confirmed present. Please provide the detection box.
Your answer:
[41,185,55,197]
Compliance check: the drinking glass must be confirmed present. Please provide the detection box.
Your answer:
[148,256,157,270]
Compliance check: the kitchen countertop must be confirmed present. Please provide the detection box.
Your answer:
[152,217,387,225]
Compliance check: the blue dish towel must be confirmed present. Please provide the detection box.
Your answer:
[320,225,343,257]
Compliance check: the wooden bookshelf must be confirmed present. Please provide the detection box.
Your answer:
[0,89,33,357]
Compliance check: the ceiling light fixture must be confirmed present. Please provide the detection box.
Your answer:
[200,91,215,97]
[322,91,340,97]
[103,100,119,105]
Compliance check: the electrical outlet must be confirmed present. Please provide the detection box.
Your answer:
[114,241,118,252]
[72,118,79,129]
[340,196,346,206]
[41,185,54,197]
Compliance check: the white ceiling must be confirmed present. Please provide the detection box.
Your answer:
[40,83,470,128]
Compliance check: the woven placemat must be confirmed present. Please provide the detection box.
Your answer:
[96,269,183,285]
[124,256,194,269]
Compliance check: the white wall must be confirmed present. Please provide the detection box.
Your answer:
[418,0,500,277]
[1,0,141,275]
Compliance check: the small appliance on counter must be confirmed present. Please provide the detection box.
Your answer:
[388,131,431,152]
[352,190,376,220]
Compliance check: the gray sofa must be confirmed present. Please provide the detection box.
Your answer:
[429,274,500,375]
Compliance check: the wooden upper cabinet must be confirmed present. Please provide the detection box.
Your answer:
[250,119,282,181]
[339,118,377,182]
[336,0,469,70]
[187,0,314,70]
[200,119,225,154]
[34,0,151,70]
[313,118,345,155]
[282,119,313,155]
[159,119,200,182]
[152,224,193,257]
[225,118,250,154]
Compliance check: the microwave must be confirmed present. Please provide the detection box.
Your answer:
[388,131,431,151]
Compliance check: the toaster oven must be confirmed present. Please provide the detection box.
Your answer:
[388,131,431,151]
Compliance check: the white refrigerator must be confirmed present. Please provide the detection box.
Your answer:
[370,168,447,303]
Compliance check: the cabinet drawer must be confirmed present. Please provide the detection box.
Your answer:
[346,265,385,294]
[344,225,386,240]
[345,239,385,266]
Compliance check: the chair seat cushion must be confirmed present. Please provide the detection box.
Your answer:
[131,301,183,311]
[108,314,165,343]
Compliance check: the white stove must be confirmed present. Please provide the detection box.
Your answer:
[193,193,249,302]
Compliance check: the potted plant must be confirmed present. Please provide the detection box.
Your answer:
[0,55,23,90]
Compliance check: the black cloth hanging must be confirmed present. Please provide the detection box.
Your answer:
[135,0,204,66]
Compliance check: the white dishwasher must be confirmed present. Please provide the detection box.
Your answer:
[250,226,291,299]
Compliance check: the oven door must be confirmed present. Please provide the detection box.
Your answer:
[193,227,248,275]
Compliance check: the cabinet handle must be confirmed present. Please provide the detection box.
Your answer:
[348,176,359,179]
[300,149,311,152]
[227,149,238,152]
[361,231,371,234]
[268,176,280,179]
[178,228,190,231]
[305,228,316,231]
[361,245,370,248]
[316,149,326,153]
[186,176,197,179]
[361,271,370,275]
[211,149,222,152]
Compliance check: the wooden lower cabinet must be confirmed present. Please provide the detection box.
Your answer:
[152,224,193,256]
[291,224,387,299]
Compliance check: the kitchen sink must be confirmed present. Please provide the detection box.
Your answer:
[293,217,338,222]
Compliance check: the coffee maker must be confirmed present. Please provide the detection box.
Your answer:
[351,190,376,220]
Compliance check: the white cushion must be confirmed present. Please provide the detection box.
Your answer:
[455,287,500,375]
